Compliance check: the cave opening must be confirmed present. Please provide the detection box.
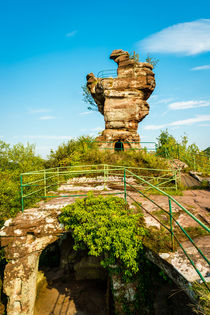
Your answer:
[114,140,124,151]
[35,234,113,315]
[34,235,196,315]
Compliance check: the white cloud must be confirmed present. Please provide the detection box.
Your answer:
[168,100,210,110]
[191,65,210,71]
[29,108,51,114]
[90,127,103,132]
[79,111,92,115]
[144,115,210,130]
[171,115,210,126]
[144,124,167,130]
[39,116,56,120]
[154,98,174,105]
[66,30,77,37]
[138,19,210,55]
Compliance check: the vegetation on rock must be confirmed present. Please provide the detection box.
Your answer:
[156,129,210,173]
[145,53,159,68]
[59,194,145,277]
[47,135,169,171]
[191,282,210,314]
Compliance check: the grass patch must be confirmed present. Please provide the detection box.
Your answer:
[191,282,210,314]
[183,227,209,239]
[143,226,175,253]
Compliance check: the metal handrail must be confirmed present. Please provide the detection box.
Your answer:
[124,169,209,289]
[20,164,209,289]
[97,69,117,78]
[157,145,210,173]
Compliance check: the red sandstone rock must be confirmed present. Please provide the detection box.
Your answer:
[86,49,156,149]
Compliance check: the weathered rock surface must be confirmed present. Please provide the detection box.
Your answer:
[0,208,65,315]
[86,49,156,149]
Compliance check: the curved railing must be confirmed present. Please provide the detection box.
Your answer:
[124,168,210,290]
[20,164,210,290]
[97,69,117,79]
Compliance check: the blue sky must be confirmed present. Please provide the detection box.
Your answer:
[0,0,210,157]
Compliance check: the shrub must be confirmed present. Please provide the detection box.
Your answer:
[47,136,170,174]
[59,194,145,277]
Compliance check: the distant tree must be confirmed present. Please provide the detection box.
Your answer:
[156,130,177,158]
[0,141,44,227]
[82,85,98,111]
[204,147,210,156]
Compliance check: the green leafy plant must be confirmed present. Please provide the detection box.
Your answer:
[59,194,146,277]
[191,282,210,314]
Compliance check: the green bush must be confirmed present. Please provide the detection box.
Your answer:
[59,194,145,277]
[156,130,210,174]
[0,140,44,228]
[47,136,169,173]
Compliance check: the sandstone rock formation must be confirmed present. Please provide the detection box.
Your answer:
[86,49,156,150]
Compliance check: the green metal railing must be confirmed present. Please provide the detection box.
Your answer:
[91,140,209,174]
[124,168,210,289]
[157,145,210,174]
[20,164,209,289]
[97,69,118,78]
[20,164,178,211]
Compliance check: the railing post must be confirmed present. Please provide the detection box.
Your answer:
[104,164,106,189]
[44,170,47,196]
[124,168,127,202]
[168,197,174,251]
[174,170,178,191]
[57,167,60,187]
[193,155,196,171]
[20,175,24,212]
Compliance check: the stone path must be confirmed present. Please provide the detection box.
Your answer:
[126,190,210,284]
[181,173,201,188]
